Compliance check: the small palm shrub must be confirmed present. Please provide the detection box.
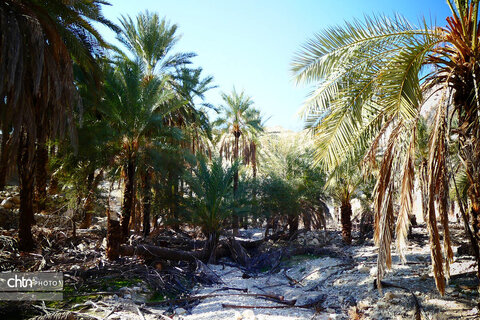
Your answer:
[183,157,239,262]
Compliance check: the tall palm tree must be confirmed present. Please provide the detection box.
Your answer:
[117,11,195,77]
[101,58,173,240]
[292,0,480,294]
[116,12,214,234]
[215,89,263,234]
[0,0,115,251]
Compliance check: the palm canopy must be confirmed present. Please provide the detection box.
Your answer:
[293,0,480,294]
[215,89,264,165]
[117,11,196,76]
[0,0,116,154]
[183,157,238,237]
[101,57,174,157]
[117,11,215,158]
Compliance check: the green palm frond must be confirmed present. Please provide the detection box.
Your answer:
[117,11,195,75]
[183,157,238,235]
[294,15,441,170]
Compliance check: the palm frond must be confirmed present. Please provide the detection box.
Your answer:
[395,119,417,264]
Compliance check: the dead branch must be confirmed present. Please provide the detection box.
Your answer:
[222,294,324,311]
[142,292,296,307]
[120,244,204,261]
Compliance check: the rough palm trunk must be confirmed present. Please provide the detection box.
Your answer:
[467,173,480,281]
[340,201,352,245]
[0,124,12,191]
[18,129,35,251]
[167,171,180,230]
[462,129,480,281]
[34,131,48,211]
[250,141,258,227]
[106,211,122,260]
[232,131,240,236]
[130,180,140,233]
[47,145,58,195]
[287,213,299,238]
[303,208,312,231]
[80,170,103,228]
[205,231,218,264]
[142,169,152,237]
[80,172,94,228]
[121,157,135,241]
[455,83,480,283]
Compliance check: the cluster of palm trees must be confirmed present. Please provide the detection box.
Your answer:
[293,0,480,294]
[0,1,269,256]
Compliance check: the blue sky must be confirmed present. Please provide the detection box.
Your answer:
[98,0,451,131]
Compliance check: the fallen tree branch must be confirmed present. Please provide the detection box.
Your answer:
[222,304,295,309]
[142,292,295,307]
[120,244,204,261]
[210,287,248,293]
[222,295,324,311]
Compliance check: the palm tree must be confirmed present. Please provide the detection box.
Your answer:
[292,0,480,294]
[215,89,263,234]
[184,157,239,262]
[0,0,115,251]
[101,58,172,240]
[117,11,196,77]
[326,164,362,245]
[116,12,214,234]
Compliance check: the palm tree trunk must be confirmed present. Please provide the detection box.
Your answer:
[287,213,299,238]
[121,157,135,240]
[47,145,58,195]
[233,131,240,236]
[142,169,152,237]
[18,129,35,251]
[340,201,352,244]
[456,89,480,283]
[130,179,140,233]
[205,231,218,264]
[80,172,95,228]
[252,142,258,226]
[80,170,103,228]
[467,175,480,281]
[34,130,48,211]
[106,209,122,260]
[0,123,12,191]
[303,207,312,231]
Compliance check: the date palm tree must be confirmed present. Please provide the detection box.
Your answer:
[292,0,480,294]
[184,157,238,262]
[101,58,173,240]
[116,12,214,234]
[326,164,362,245]
[0,0,115,251]
[215,89,263,234]
[117,11,195,78]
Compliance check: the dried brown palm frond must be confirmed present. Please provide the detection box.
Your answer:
[362,115,396,171]
[396,119,417,264]
[424,90,453,294]
[374,122,403,291]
